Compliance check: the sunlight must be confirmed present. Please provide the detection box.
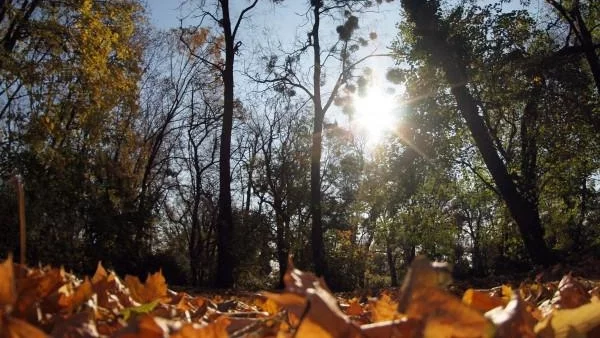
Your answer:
[352,89,399,144]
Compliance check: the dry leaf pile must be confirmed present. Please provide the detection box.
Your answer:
[1,255,600,338]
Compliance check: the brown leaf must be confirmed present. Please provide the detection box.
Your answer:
[92,268,134,311]
[50,310,99,338]
[58,278,94,314]
[556,273,590,309]
[398,255,452,313]
[112,315,165,338]
[14,266,66,319]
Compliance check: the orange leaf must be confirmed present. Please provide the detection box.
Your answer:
[171,317,230,338]
[346,299,363,316]
[91,262,108,285]
[262,292,307,318]
[58,277,93,314]
[2,316,48,338]
[112,315,164,338]
[0,255,17,307]
[124,271,167,304]
[361,318,423,338]
[463,289,506,312]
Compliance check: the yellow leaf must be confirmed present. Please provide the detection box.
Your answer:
[535,301,600,338]
[371,293,401,322]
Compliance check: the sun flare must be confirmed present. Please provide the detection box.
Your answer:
[352,89,399,143]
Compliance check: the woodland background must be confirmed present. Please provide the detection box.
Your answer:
[0,0,599,291]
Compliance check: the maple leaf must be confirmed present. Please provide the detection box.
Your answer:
[124,271,168,304]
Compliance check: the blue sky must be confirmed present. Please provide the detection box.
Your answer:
[144,0,402,105]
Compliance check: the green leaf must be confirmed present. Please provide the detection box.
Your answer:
[120,299,160,321]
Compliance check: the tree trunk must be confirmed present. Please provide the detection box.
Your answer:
[215,0,235,288]
[310,2,327,277]
[401,0,555,266]
[386,241,398,287]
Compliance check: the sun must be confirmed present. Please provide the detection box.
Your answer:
[351,89,399,143]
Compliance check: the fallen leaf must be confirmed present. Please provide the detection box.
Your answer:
[409,287,495,338]
[58,277,94,314]
[51,310,99,338]
[171,316,229,338]
[0,255,17,307]
[1,316,48,338]
[535,301,600,338]
[485,295,536,338]
[345,299,363,317]
[112,315,165,338]
[371,293,401,322]
[121,299,160,321]
[124,271,167,304]
[463,289,506,312]
[398,255,452,312]
[361,318,423,338]
[556,274,589,309]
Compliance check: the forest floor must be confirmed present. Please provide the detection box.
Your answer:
[1,255,600,337]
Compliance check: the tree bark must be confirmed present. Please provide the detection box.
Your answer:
[215,0,235,288]
[401,0,555,266]
[310,2,328,277]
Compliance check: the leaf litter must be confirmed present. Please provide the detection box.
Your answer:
[1,255,600,337]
